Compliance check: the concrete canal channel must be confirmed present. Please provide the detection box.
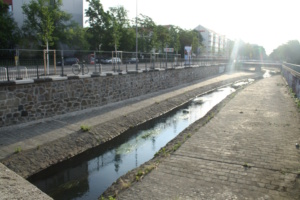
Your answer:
[28,79,255,200]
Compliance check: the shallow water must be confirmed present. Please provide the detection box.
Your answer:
[29,82,253,200]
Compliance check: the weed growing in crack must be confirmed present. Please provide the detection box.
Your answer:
[242,162,251,169]
[173,142,182,151]
[80,125,91,132]
[14,147,22,154]
[99,196,116,200]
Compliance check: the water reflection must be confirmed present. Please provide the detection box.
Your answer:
[29,85,249,200]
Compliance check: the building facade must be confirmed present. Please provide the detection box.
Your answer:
[3,0,12,12]
[194,24,228,57]
[11,0,84,28]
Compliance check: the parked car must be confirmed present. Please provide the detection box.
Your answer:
[124,58,139,64]
[57,57,79,66]
[100,57,110,64]
[102,57,122,64]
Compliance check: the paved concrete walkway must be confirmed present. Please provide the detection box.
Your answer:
[117,75,300,199]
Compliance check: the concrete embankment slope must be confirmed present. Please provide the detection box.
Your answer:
[116,75,300,199]
[0,163,52,200]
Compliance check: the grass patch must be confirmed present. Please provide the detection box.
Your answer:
[119,178,131,189]
[80,125,91,132]
[135,164,157,182]
[288,87,300,111]
[173,142,181,151]
[14,147,22,154]
[141,132,152,139]
[184,133,191,141]
[99,196,116,200]
[154,147,169,157]
[242,162,251,169]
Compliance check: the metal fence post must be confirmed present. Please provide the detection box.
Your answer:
[82,61,84,75]
[6,66,9,82]
[94,51,97,73]
[61,50,64,76]
[36,63,39,79]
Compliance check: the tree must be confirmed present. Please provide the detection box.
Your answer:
[85,0,110,50]
[168,26,181,54]
[270,40,300,64]
[178,29,202,56]
[63,26,91,50]
[137,14,156,53]
[108,6,136,52]
[0,0,20,49]
[155,25,170,52]
[22,0,69,49]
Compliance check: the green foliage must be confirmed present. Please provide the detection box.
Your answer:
[242,162,252,169]
[141,132,152,139]
[20,0,89,50]
[107,6,135,51]
[80,125,91,132]
[15,147,22,154]
[135,170,144,181]
[99,196,116,200]
[136,14,156,53]
[168,26,181,53]
[154,147,168,157]
[178,29,203,55]
[21,0,84,49]
[232,40,268,60]
[63,26,91,50]
[85,0,110,50]
[270,40,300,64]
[288,87,300,111]
[155,25,171,52]
[173,142,181,151]
[0,0,20,48]
[184,133,191,141]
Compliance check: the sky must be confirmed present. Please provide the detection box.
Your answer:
[85,0,300,55]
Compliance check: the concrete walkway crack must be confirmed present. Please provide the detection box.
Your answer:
[173,153,299,175]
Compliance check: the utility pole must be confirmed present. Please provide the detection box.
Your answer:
[135,0,138,71]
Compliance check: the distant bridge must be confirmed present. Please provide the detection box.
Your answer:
[237,60,282,72]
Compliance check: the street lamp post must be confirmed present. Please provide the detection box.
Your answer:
[135,0,138,71]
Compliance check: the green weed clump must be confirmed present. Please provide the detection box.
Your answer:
[14,147,22,154]
[155,147,169,157]
[99,196,116,200]
[141,132,152,139]
[80,125,91,132]
[173,142,182,151]
[288,87,300,111]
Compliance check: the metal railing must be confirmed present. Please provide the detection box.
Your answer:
[0,49,228,82]
[283,62,300,74]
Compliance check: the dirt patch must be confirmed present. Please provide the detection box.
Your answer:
[1,74,259,180]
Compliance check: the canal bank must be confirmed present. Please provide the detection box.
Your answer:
[0,72,260,199]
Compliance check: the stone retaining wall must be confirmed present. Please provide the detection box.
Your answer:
[282,63,300,98]
[0,65,225,127]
